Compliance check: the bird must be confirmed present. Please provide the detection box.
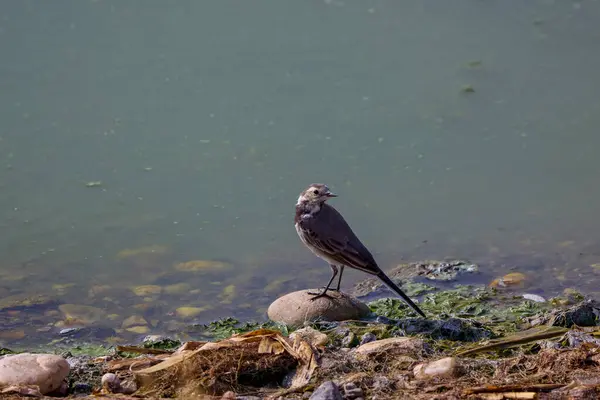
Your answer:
[294,183,427,318]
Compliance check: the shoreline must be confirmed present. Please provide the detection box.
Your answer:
[2,262,600,399]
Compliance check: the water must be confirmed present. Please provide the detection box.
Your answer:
[2,0,600,346]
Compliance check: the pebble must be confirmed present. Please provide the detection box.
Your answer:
[176,306,208,318]
[58,304,107,325]
[359,332,377,345]
[267,289,371,326]
[0,353,70,395]
[413,357,462,380]
[130,285,162,297]
[523,293,546,303]
[72,382,93,394]
[342,382,364,400]
[101,372,121,393]
[309,381,343,400]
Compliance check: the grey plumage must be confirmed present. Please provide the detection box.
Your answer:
[295,183,426,318]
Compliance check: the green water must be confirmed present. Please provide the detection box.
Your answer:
[2,0,600,346]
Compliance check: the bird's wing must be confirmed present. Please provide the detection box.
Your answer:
[300,204,381,275]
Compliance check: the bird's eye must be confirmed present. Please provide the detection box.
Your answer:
[313,189,319,195]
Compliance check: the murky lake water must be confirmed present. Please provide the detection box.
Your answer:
[2,0,600,346]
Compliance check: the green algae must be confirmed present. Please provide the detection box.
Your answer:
[189,317,288,340]
[368,285,550,336]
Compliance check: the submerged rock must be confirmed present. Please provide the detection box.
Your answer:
[267,289,370,326]
[0,293,57,311]
[0,353,69,395]
[58,304,107,325]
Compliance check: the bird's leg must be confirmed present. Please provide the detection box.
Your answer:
[308,264,338,299]
[334,265,344,291]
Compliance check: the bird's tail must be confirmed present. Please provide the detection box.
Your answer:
[376,271,427,318]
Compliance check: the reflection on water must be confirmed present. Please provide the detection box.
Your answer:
[2,0,600,346]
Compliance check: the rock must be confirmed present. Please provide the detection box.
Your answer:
[359,332,377,345]
[309,381,343,400]
[342,382,364,400]
[489,272,527,288]
[267,290,371,326]
[101,373,121,393]
[176,306,208,318]
[122,315,149,329]
[163,283,191,295]
[540,300,600,327]
[289,327,329,347]
[0,353,70,395]
[58,304,107,325]
[119,378,137,394]
[221,391,236,400]
[413,357,462,380]
[72,382,93,394]
[130,285,162,297]
[523,293,546,303]
[0,293,57,311]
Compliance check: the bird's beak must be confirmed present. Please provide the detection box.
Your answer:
[325,191,337,198]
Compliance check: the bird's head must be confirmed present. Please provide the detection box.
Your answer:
[297,183,337,205]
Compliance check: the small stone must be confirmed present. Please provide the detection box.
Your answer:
[0,293,57,311]
[58,304,107,325]
[359,332,377,345]
[126,325,150,334]
[164,283,191,295]
[523,293,546,303]
[341,331,357,348]
[289,327,329,347]
[176,306,208,318]
[354,337,426,359]
[119,378,137,394]
[267,289,371,326]
[121,315,148,329]
[101,373,121,393]
[221,391,236,400]
[0,353,70,395]
[72,382,93,394]
[342,382,364,400]
[88,284,112,297]
[130,285,162,297]
[413,357,462,380]
[309,381,343,400]
[489,272,526,288]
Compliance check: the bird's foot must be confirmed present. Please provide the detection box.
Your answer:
[308,292,333,301]
[307,288,334,300]
[307,286,339,295]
